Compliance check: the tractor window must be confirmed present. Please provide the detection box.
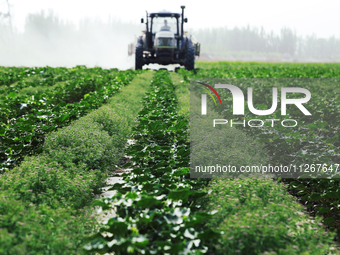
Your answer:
[153,17,177,32]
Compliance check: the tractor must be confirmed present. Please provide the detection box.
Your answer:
[131,6,200,70]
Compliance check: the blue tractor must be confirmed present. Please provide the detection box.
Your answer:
[134,6,200,70]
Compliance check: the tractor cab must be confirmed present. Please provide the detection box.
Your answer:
[142,12,181,51]
[132,6,200,70]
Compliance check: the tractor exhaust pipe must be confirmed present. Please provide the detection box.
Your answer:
[181,6,185,39]
[146,11,149,32]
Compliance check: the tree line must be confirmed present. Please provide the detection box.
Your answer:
[192,26,340,61]
[0,11,339,64]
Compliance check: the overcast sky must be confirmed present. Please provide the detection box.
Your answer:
[2,0,340,38]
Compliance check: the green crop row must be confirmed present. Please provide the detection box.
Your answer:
[0,67,141,171]
[177,62,340,244]
[85,70,220,254]
[0,66,46,86]
[201,178,338,254]
[0,70,150,254]
[0,66,137,122]
[192,62,340,78]
[0,106,126,254]
[0,65,111,89]
[170,70,338,254]
[0,66,88,97]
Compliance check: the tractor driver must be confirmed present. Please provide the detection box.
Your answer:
[160,20,171,31]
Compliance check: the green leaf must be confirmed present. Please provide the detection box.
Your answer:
[323,217,335,225]
[57,114,69,123]
[125,192,139,199]
[309,193,321,201]
[317,207,330,214]
[107,220,129,235]
[168,190,193,202]
[136,196,161,208]
[7,92,17,98]
[198,228,221,240]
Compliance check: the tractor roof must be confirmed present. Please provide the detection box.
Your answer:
[149,12,181,18]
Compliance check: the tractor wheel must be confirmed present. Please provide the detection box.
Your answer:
[185,45,195,71]
[135,45,143,70]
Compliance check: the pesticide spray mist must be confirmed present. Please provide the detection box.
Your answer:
[0,10,142,70]
[1,10,339,69]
